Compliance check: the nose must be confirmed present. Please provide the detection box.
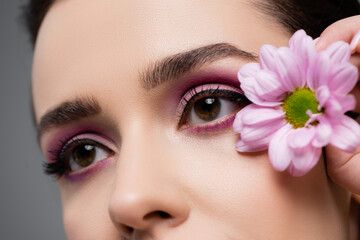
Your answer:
[108,129,190,235]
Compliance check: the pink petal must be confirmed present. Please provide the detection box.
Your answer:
[259,45,278,72]
[330,116,360,153]
[288,127,315,149]
[287,163,309,177]
[289,30,316,68]
[275,47,305,91]
[325,97,344,117]
[336,94,356,113]
[269,124,293,171]
[290,146,321,175]
[325,41,351,63]
[236,135,271,152]
[284,127,321,173]
[316,85,330,109]
[241,120,285,142]
[234,105,286,152]
[233,110,244,133]
[307,52,331,90]
[329,63,358,95]
[240,77,283,107]
[253,70,286,102]
[312,116,332,147]
[325,95,356,117]
[240,105,284,127]
[238,62,260,79]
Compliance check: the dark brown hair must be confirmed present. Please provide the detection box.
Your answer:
[252,0,360,38]
[22,0,360,46]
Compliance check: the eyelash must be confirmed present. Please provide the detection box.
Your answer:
[44,136,113,178]
[43,84,250,178]
[177,84,251,130]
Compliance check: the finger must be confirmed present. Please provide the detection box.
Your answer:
[353,193,360,204]
[350,54,360,117]
[350,30,360,53]
[316,15,360,51]
[326,145,360,194]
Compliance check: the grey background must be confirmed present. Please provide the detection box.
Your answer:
[0,0,66,239]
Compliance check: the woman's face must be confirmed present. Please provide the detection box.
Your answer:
[33,0,350,239]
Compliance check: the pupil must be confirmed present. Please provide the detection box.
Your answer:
[194,97,221,121]
[72,144,96,167]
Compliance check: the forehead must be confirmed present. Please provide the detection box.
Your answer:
[32,0,288,120]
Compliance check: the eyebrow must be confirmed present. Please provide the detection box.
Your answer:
[139,42,257,89]
[37,97,101,138]
[37,43,257,138]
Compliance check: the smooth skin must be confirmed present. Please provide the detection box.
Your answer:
[32,0,358,239]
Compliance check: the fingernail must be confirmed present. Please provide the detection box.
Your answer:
[350,30,360,53]
[314,37,324,51]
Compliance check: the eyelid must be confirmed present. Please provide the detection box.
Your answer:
[44,132,117,178]
[176,83,248,131]
[49,133,116,161]
[177,83,242,119]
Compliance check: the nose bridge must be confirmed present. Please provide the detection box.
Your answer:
[108,122,189,232]
[118,121,171,184]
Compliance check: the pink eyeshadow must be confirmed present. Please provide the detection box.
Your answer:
[66,157,114,182]
[188,115,236,133]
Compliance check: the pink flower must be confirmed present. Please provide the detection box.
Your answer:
[233,30,360,176]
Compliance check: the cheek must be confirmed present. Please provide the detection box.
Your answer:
[176,133,346,237]
[60,169,118,239]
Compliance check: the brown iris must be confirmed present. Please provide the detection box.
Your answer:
[194,97,221,121]
[71,144,96,167]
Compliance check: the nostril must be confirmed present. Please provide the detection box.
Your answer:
[143,210,171,220]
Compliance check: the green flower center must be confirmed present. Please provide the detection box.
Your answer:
[282,88,320,128]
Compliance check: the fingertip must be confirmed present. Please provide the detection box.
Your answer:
[315,37,326,52]
[350,30,360,54]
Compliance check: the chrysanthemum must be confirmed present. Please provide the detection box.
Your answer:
[233,30,360,176]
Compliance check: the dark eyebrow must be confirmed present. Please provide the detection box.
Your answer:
[37,97,101,138]
[36,43,256,138]
[139,43,258,90]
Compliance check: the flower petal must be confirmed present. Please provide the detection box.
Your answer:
[238,62,260,79]
[241,120,285,142]
[307,52,331,90]
[316,85,330,110]
[253,70,286,102]
[285,127,321,173]
[287,163,309,177]
[236,139,264,152]
[325,41,351,63]
[234,105,286,152]
[269,124,293,171]
[240,77,282,107]
[236,135,271,152]
[275,47,305,91]
[336,94,356,113]
[233,110,244,133]
[288,127,315,149]
[330,116,360,153]
[289,29,316,69]
[329,63,358,95]
[325,95,355,117]
[259,45,278,72]
[291,146,321,175]
[239,105,284,127]
[312,116,332,147]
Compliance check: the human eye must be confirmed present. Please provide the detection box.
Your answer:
[44,133,115,180]
[177,83,251,132]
